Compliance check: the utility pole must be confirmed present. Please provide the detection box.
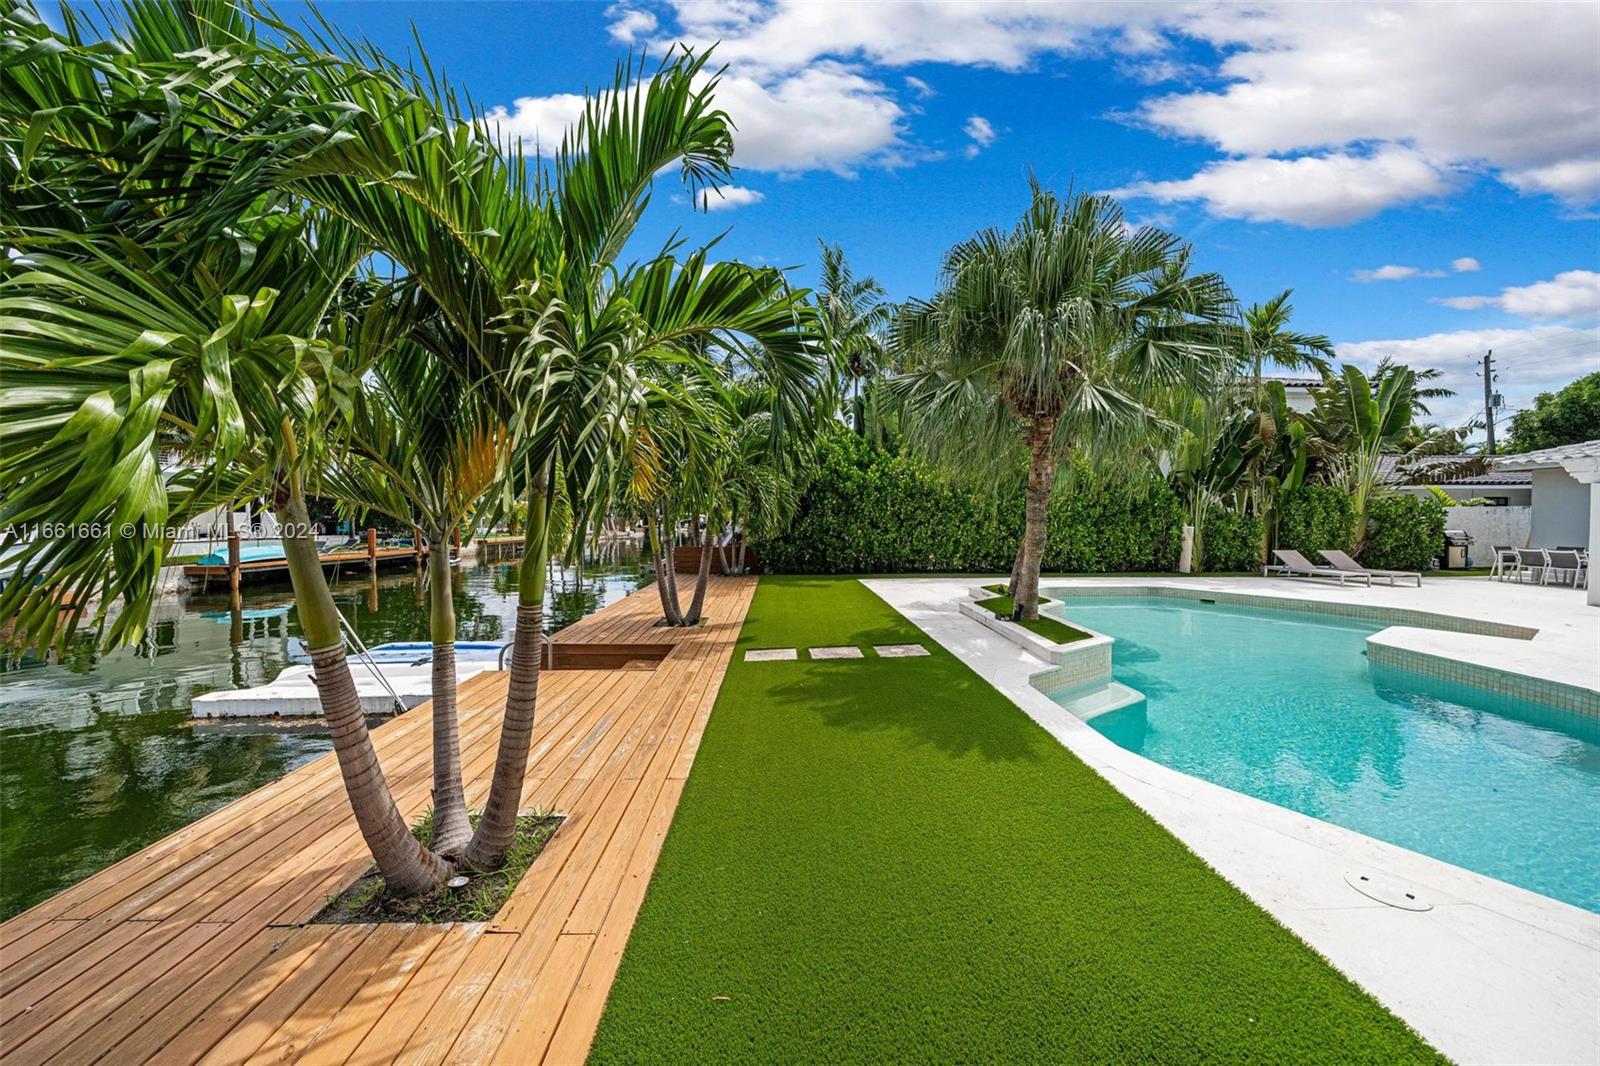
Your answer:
[1481,349,1496,455]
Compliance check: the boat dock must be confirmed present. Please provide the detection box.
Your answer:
[0,576,754,1065]
[182,531,424,587]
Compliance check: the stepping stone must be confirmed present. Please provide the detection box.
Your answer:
[809,646,864,660]
[744,648,797,662]
[873,644,930,658]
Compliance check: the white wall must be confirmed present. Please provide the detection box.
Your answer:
[1445,506,1531,561]
[1530,468,1591,548]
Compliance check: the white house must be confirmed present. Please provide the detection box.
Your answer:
[1495,439,1600,607]
[1265,375,1320,413]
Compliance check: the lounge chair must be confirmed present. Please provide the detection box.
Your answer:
[1318,549,1422,587]
[1271,549,1372,586]
[1490,544,1519,580]
[1543,549,1587,588]
[1511,548,1547,584]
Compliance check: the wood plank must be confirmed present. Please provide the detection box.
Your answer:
[282,926,447,1064]
[0,577,756,1066]
[490,932,594,1065]
[191,925,371,1065]
[239,924,408,1065]
[546,776,688,1063]
[343,922,482,1063]
[390,928,517,1066]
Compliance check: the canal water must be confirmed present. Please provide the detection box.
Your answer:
[0,542,648,920]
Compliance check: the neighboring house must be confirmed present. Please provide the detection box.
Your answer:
[1381,457,1537,567]
[1494,440,1599,563]
[1264,375,1320,413]
[1387,464,1533,507]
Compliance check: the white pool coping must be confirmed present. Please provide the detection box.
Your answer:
[865,575,1600,1066]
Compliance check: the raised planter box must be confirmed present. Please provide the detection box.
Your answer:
[958,595,1114,692]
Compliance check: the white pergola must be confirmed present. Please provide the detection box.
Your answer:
[1496,439,1600,607]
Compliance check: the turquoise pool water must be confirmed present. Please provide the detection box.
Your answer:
[1047,595,1600,913]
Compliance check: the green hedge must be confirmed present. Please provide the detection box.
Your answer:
[1276,486,1357,557]
[1201,509,1263,573]
[1363,494,1447,571]
[757,435,1183,574]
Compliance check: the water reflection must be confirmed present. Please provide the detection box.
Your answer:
[0,539,646,919]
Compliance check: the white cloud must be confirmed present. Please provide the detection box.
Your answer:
[481,65,909,175]
[479,92,588,155]
[488,2,1600,209]
[607,6,658,44]
[1136,3,1600,210]
[645,1,1149,77]
[695,184,765,211]
[1352,264,1446,283]
[1435,270,1600,320]
[714,65,909,174]
[1337,325,1600,431]
[1451,257,1482,273]
[1501,158,1600,204]
[1111,147,1452,227]
[962,114,997,158]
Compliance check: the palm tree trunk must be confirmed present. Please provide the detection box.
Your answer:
[734,531,747,575]
[1014,415,1057,621]
[463,475,550,870]
[662,510,683,607]
[276,482,449,894]
[683,525,715,625]
[649,509,684,625]
[426,530,471,858]
[715,518,733,576]
[1006,539,1025,597]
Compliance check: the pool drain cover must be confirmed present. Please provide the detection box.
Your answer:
[1344,869,1432,911]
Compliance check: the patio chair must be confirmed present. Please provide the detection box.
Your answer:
[1271,549,1372,586]
[1543,549,1587,589]
[1490,545,1519,580]
[1317,549,1422,587]
[1512,548,1548,585]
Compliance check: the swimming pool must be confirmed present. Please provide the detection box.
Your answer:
[1046,595,1600,913]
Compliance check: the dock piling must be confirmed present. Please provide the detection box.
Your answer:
[227,530,241,598]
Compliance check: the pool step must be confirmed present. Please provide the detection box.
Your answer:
[1047,679,1146,722]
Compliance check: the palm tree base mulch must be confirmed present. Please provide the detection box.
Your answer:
[314,812,562,924]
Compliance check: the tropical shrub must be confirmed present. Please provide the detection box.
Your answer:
[1276,485,1357,557]
[1201,510,1264,573]
[757,435,1183,573]
[1362,494,1447,571]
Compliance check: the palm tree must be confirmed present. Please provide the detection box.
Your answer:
[711,379,806,577]
[816,241,893,437]
[1,2,815,885]
[1238,290,1334,406]
[252,26,818,868]
[577,262,818,628]
[1234,292,1331,559]
[891,184,1234,618]
[0,1,468,892]
[319,341,507,857]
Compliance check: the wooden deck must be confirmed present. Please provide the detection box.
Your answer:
[183,546,424,584]
[0,576,756,1065]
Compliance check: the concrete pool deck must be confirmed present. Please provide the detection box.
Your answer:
[867,575,1599,1066]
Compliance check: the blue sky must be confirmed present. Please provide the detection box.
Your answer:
[303,3,1597,435]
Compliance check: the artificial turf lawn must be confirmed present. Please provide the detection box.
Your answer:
[588,576,1441,1064]
[975,585,1090,644]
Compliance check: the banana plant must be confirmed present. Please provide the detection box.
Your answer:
[1335,363,1416,547]
[1168,397,1264,571]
